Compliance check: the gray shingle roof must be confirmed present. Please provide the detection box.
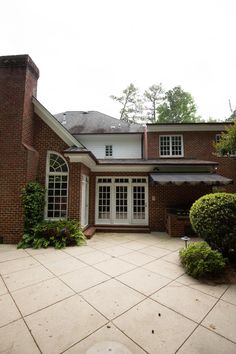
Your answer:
[54,111,144,134]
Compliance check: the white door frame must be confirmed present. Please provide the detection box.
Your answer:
[81,175,89,227]
[95,177,148,225]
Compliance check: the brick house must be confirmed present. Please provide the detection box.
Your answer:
[0,54,235,244]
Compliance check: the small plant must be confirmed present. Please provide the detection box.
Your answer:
[18,219,86,249]
[179,241,226,278]
[190,193,236,257]
[22,182,45,232]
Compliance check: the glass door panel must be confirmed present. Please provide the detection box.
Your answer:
[97,185,111,222]
[132,185,147,224]
[115,185,128,222]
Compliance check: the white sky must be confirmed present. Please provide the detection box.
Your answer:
[1,0,236,120]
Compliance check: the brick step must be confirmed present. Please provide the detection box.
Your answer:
[83,226,96,239]
[95,225,150,234]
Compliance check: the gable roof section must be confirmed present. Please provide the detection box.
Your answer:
[54,111,144,134]
[32,97,83,147]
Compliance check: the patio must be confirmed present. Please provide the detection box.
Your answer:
[0,232,236,354]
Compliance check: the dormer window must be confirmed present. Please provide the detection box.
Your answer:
[159,135,183,157]
[105,145,113,157]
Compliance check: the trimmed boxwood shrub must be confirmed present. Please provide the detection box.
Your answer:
[17,219,86,249]
[190,193,236,257]
[179,241,226,278]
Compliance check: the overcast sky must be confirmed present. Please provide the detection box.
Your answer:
[1,0,236,120]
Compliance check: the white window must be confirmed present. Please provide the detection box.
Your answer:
[46,152,69,219]
[105,145,113,157]
[215,134,221,143]
[159,135,183,157]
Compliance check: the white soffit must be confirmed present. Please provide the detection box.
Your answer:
[32,97,83,148]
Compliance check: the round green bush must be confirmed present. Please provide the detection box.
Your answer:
[179,241,226,278]
[190,193,236,256]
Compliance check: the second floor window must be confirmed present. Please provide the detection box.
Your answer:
[160,135,183,157]
[105,145,113,157]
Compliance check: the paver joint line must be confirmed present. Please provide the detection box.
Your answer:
[0,233,235,354]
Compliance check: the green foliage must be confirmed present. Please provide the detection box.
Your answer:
[214,120,236,156]
[190,193,236,257]
[110,83,143,123]
[22,182,45,232]
[157,86,200,123]
[17,219,86,249]
[143,84,164,123]
[179,241,226,278]
[111,84,200,124]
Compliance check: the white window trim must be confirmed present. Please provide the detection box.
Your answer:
[105,145,113,158]
[45,151,69,220]
[159,134,184,158]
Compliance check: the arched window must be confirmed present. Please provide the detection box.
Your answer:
[46,152,69,218]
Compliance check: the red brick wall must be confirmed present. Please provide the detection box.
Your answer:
[147,131,236,193]
[0,55,39,243]
[149,184,212,231]
[33,115,91,223]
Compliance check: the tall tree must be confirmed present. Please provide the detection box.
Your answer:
[110,83,142,123]
[157,86,200,123]
[143,84,164,123]
[215,120,236,156]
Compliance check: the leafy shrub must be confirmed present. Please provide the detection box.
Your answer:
[22,182,45,232]
[18,219,86,249]
[190,193,236,257]
[179,241,226,278]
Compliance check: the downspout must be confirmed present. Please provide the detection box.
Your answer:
[143,125,148,160]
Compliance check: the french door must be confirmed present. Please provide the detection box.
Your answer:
[96,177,148,225]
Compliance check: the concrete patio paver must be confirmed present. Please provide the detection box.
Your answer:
[0,256,40,275]
[144,258,185,279]
[59,266,110,293]
[118,250,155,266]
[25,294,107,354]
[113,298,197,354]
[93,257,136,277]
[0,232,235,354]
[11,277,75,316]
[151,281,218,322]
[2,265,54,291]
[177,325,236,354]
[221,284,236,306]
[64,323,146,353]
[81,278,145,320]
[74,249,112,265]
[0,293,21,327]
[0,277,8,295]
[0,319,41,354]
[202,299,236,343]
[177,273,229,298]
[117,267,171,296]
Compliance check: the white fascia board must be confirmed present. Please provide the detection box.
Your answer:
[147,124,229,132]
[64,153,153,171]
[32,97,83,147]
[92,165,152,172]
[64,153,97,169]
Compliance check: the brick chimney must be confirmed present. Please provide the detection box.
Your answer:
[0,55,40,243]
